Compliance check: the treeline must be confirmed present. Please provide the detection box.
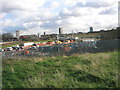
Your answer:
[0,33,40,42]
[0,33,17,42]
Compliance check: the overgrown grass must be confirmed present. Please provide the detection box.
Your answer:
[1,41,18,49]
[2,51,119,88]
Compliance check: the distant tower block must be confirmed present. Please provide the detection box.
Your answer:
[59,27,63,34]
[16,30,20,38]
[44,32,46,35]
[37,33,40,37]
[90,27,93,32]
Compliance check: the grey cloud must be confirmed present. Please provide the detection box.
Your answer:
[59,12,73,18]
[59,8,91,18]
[59,8,81,18]
[23,14,60,26]
[76,2,112,8]
[1,1,24,13]
[59,1,116,19]
[99,8,116,15]
[40,15,60,22]
[3,25,27,33]
[26,23,40,29]
[40,21,60,28]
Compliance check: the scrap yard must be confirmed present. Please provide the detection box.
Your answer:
[1,38,118,58]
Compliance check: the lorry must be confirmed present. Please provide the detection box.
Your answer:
[19,42,34,47]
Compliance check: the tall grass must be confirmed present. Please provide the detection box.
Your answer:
[2,50,119,88]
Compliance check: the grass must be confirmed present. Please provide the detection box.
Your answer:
[1,41,19,49]
[1,41,27,49]
[34,39,54,43]
[2,50,119,88]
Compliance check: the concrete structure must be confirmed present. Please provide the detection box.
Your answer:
[16,31,20,44]
[16,30,20,38]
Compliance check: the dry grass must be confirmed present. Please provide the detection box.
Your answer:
[32,57,43,62]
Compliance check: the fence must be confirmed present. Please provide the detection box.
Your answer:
[2,39,119,58]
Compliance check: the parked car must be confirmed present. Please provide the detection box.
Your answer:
[28,46,37,50]
[33,43,37,46]
[6,47,13,51]
[46,41,53,44]
[0,48,4,52]
[33,43,39,47]
[15,47,23,51]
[12,46,17,50]
[19,47,23,49]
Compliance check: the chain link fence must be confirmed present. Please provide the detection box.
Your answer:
[2,39,119,58]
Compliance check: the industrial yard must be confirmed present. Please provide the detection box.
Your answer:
[1,35,119,88]
[1,27,119,58]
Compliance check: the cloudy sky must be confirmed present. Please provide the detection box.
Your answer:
[0,0,119,35]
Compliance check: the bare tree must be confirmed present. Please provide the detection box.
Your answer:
[2,33,14,42]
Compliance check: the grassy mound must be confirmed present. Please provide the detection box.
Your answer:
[2,51,119,88]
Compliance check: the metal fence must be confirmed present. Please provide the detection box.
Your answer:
[2,39,119,58]
[96,39,118,52]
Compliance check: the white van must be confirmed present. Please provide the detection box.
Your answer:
[6,47,13,51]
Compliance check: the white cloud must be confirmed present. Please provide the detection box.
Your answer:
[0,19,15,27]
[19,27,51,35]
[99,8,117,15]
[65,0,85,6]
[50,1,59,9]
[0,13,6,18]
[0,0,119,34]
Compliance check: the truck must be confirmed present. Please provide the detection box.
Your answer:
[19,42,34,47]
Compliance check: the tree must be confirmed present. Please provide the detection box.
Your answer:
[2,33,14,42]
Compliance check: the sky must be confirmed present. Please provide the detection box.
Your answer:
[0,0,119,35]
